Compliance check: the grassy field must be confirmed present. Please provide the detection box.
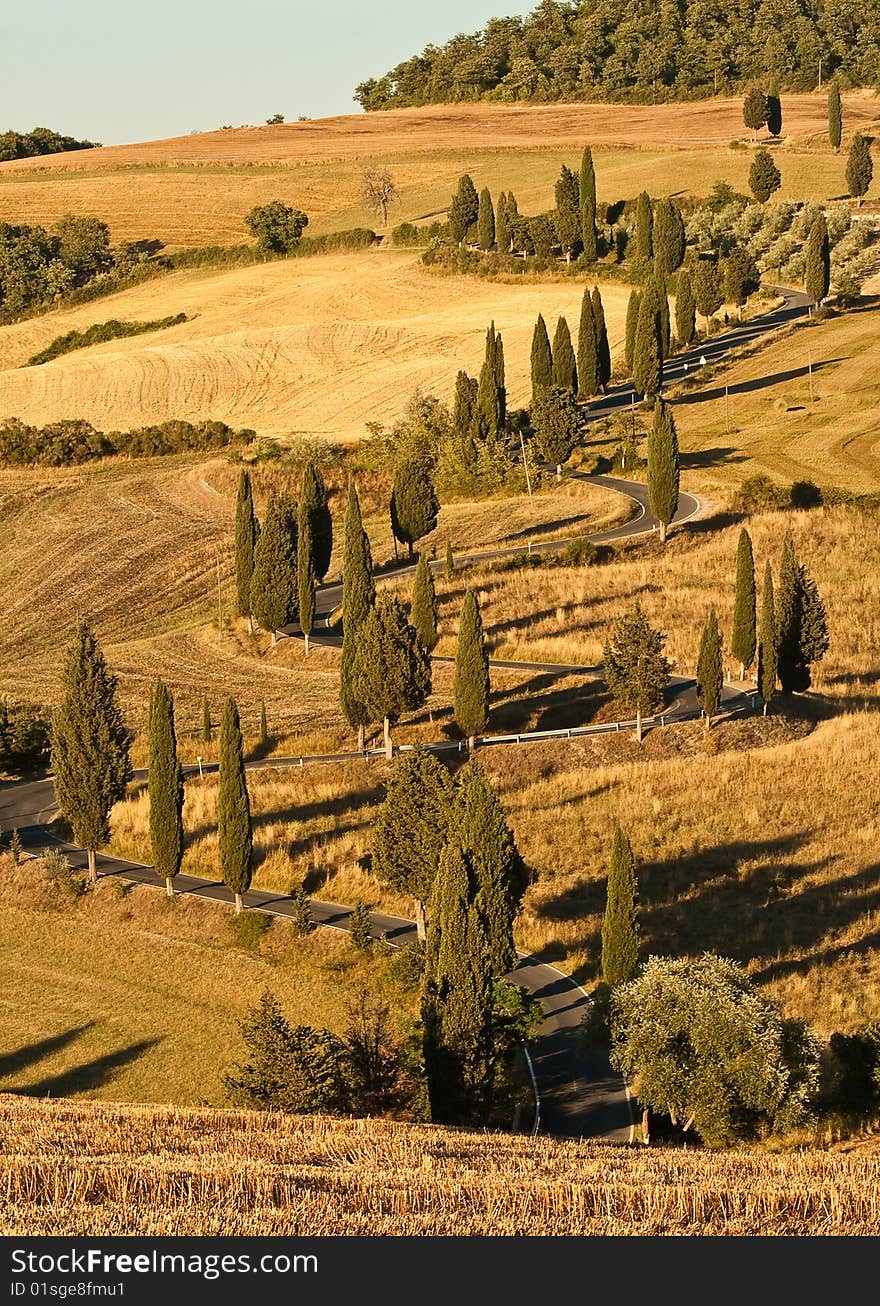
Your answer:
[0,94,876,248]
[0,853,409,1107]
[1,1096,877,1235]
[0,250,631,438]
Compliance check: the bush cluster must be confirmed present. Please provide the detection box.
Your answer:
[27,314,187,366]
[0,700,50,774]
[0,417,255,467]
[0,127,99,161]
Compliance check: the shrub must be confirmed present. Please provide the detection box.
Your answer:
[26,314,186,366]
[0,416,254,467]
[229,910,272,952]
[349,903,373,950]
[287,886,313,936]
[732,474,789,513]
[0,700,50,773]
[40,848,86,900]
[789,480,823,509]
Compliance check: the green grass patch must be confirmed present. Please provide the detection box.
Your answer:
[26,314,188,366]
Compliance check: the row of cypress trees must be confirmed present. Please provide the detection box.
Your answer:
[529,286,611,405]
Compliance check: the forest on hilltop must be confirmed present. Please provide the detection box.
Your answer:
[355,0,880,110]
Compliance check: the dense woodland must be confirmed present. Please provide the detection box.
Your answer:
[355,0,880,109]
[0,126,98,162]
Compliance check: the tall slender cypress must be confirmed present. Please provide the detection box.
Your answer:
[777,531,828,694]
[805,212,830,305]
[453,370,478,437]
[601,823,639,987]
[449,174,479,244]
[474,360,501,444]
[340,481,375,749]
[654,274,671,358]
[495,191,511,254]
[455,758,526,979]
[592,286,611,390]
[578,145,596,212]
[634,191,653,262]
[249,493,297,643]
[453,590,490,749]
[148,679,183,897]
[633,287,662,397]
[696,608,723,729]
[411,553,438,652]
[551,316,578,394]
[766,74,782,137]
[297,492,316,654]
[51,622,132,883]
[201,695,212,743]
[828,81,842,153]
[300,462,332,583]
[758,561,777,715]
[577,287,600,399]
[493,331,506,427]
[217,697,252,914]
[625,289,641,372]
[731,528,757,679]
[581,197,598,262]
[647,398,679,543]
[530,313,553,404]
[234,470,258,628]
[476,187,495,250]
[675,269,696,347]
[846,133,873,204]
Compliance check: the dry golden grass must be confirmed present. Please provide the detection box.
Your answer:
[0,855,402,1107]
[0,251,630,438]
[1,1096,877,1235]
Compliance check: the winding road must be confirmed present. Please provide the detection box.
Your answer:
[0,281,808,1142]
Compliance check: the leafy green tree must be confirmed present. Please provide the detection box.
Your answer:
[54,215,112,282]
[653,198,686,275]
[749,148,782,203]
[578,145,596,212]
[724,245,761,319]
[296,493,316,655]
[477,187,495,250]
[675,269,696,347]
[51,622,132,883]
[610,954,821,1145]
[454,758,526,978]
[577,287,600,398]
[731,527,757,679]
[391,458,439,560]
[777,531,829,694]
[340,481,375,750]
[624,289,641,372]
[805,212,830,307]
[696,608,723,729]
[224,991,350,1113]
[692,256,723,330]
[300,462,332,582]
[828,80,842,153]
[601,824,639,987]
[766,75,782,136]
[634,191,653,262]
[632,283,662,396]
[453,590,490,748]
[449,174,479,244]
[555,164,581,261]
[353,596,431,758]
[531,386,583,477]
[846,133,873,205]
[249,493,297,642]
[530,313,553,403]
[592,286,611,389]
[148,679,183,897]
[234,470,258,629]
[647,398,679,543]
[758,560,777,715]
[551,316,577,393]
[411,553,438,652]
[421,841,495,1125]
[603,604,671,742]
[372,746,453,939]
[244,201,308,254]
[218,697,252,914]
[742,86,767,138]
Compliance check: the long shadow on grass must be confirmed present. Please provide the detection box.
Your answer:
[0,1024,96,1080]
[752,926,880,985]
[673,358,846,406]
[19,1038,161,1097]
[184,784,383,851]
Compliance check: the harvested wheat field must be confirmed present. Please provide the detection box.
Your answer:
[0,251,629,437]
[1,96,874,247]
[0,1096,877,1235]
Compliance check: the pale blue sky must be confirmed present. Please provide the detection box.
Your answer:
[4,1,535,145]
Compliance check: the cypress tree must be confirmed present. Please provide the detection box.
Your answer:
[455,758,526,978]
[445,538,455,576]
[592,286,611,390]
[846,133,873,205]
[530,313,553,404]
[250,493,297,643]
[493,330,506,427]
[201,695,212,743]
[555,164,581,262]
[579,145,596,212]
[692,256,723,331]
[453,370,478,435]
[148,679,183,897]
[696,607,723,729]
[580,196,598,262]
[601,823,639,987]
[473,358,501,445]
[625,289,641,372]
[449,174,479,244]
[391,458,439,560]
[411,552,439,652]
[577,287,600,398]
[742,85,768,138]
[51,622,132,883]
[766,75,782,137]
[828,81,842,153]
[653,198,686,275]
[453,590,490,749]
[749,148,782,204]
[352,596,431,759]
[217,697,252,914]
[602,603,671,743]
[297,491,316,654]
[634,191,653,262]
[372,745,453,940]
[421,841,494,1125]
[647,398,680,543]
[777,532,830,694]
[477,187,495,250]
[551,316,577,394]
[340,481,375,750]
[632,286,662,397]
[234,470,258,629]
[495,191,511,254]
[531,386,582,476]
[758,561,777,715]
[731,527,757,679]
[675,269,696,347]
[654,274,671,358]
[301,462,332,583]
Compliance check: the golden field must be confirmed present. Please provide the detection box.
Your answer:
[1,1096,877,1235]
[0,95,877,248]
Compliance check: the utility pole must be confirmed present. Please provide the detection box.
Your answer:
[808,347,814,403]
[725,383,731,434]
[216,555,223,639]
[818,59,823,89]
[518,428,533,497]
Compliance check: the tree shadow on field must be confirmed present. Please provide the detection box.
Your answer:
[680,509,746,535]
[0,1024,96,1081]
[19,1038,161,1097]
[753,926,880,985]
[503,513,594,542]
[674,358,846,407]
[488,679,604,734]
[679,445,745,470]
